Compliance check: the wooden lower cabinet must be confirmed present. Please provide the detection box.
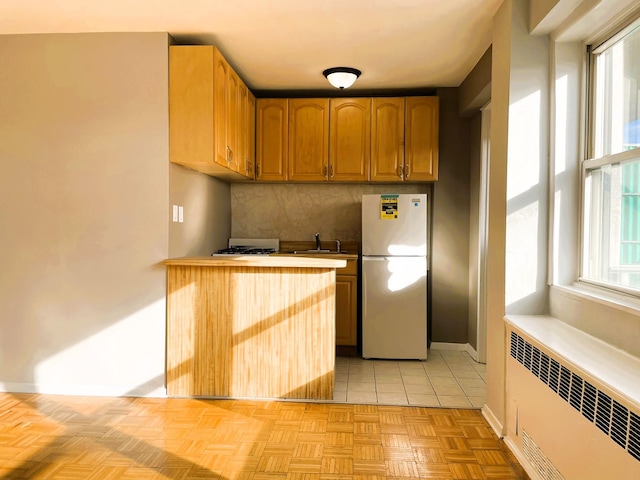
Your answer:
[335,259,358,348]
[336,275,357,346]
[166,262,337,400]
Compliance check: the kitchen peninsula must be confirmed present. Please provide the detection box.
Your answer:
[164,255,346,400]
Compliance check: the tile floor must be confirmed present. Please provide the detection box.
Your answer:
[332,349,486,408]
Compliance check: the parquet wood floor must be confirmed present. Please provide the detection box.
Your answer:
[0,393,529,479]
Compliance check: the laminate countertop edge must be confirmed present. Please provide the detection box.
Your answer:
[164,256,347,268]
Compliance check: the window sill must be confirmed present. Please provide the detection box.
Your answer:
[553,282,640,316]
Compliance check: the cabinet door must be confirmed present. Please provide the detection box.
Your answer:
[169,46,215,166]
[245,90,256,179]
[213,48,230,168]
[335,274,357,346]
[405,96,439,181]
[288,98,329,182]
[256,99,288,181]
[330,98,371,181]
[371,97,405,182]
[226,68,241,173]
[237,81,254,179]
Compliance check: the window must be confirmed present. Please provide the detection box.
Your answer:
[582,18,640,293]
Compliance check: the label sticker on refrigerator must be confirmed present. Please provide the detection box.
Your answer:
[380,194,399,219]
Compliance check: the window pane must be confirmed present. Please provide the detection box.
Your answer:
[594,24,640,157]
[584,158,640,289]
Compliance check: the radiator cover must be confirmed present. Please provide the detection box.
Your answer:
[506,328,640,479]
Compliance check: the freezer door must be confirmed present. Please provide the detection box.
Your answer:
[362,256,427,360]
[362,194,427,256]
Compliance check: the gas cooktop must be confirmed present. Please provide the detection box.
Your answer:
[214,246,276,255]
[212,238,280,256]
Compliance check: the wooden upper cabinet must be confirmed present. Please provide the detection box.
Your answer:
[288,98,330,182]
[371,98,405,182]
[329,98,371,182]
[169,46,215,167]
[405,96,439,181]
[169,45,253,181]
[256,98,288,181]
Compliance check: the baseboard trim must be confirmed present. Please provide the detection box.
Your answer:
[465,344,479,361]
[430,342,468,351]
[0,382,167,398]
[430,342,480,362]
[481,403,504,439]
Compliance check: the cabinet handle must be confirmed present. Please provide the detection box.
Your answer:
[329,164,334,178]
[227,146,233,163]
[323,165,328,177]
[256,163,261,177]
[405,164,410,179]
[397,166,404,179]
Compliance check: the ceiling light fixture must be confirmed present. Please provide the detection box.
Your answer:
[322,67,362,89]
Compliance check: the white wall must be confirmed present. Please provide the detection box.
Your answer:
[484,0,640,457]
[0,33,171,396]
[486,0,553,431]
[504,1,550,316]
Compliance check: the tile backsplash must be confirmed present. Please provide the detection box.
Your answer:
[231,183,429,243]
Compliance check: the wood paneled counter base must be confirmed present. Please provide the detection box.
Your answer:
[165,256,346,400]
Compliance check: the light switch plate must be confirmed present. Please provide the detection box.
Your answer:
[172,205,178,222]
[178,206,184,223]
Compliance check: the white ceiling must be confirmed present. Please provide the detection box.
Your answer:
[1,0,502,92]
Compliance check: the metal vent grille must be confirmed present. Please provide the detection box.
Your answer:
[522,430,565,480]
[510,331,640,463]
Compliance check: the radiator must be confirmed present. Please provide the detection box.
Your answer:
[505,328,640,480]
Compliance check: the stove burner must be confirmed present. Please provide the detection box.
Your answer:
[213,246,276,255]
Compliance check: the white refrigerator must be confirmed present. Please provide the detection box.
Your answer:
[361,193,428,360]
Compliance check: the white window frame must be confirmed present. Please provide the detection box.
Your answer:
[579,15,640,296]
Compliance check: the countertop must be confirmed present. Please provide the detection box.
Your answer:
[272,252,358,260]
[164,255,347,268]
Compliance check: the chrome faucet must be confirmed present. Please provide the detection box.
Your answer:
[335,240,341,253]
[315,232,321,250]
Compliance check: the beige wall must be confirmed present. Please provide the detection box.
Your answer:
[169,164,231,257]
[458,45,493,357]
[485,0,511,431]
[485,0,551,433]
[467,112,482,352]
[459,47,492,117]
[0,33,170,395]
[431,88,472,344]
